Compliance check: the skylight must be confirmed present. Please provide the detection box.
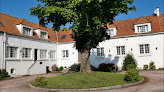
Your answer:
[0,22,4,27]
[61,35,66,39]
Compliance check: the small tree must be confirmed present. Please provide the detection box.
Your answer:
[149,61,155,70]
[122,54,137,70]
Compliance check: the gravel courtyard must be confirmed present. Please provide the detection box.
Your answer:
[0,70,163,92]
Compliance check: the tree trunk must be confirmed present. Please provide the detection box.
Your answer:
[80,49,91,73]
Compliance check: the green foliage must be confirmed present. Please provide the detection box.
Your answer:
[34,76,47,86]
[0,69,9,80]
[31,0,136,52]
[159,67,164,70]
[143,64,148,70]
[122,54,137,70]
[149,61,156,70]
[59,66,64,71]
[127,64,137,70]
[51,64,58,71]
[124,69,142,82]
[98,63,118,72]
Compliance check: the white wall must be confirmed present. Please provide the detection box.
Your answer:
[5,34,57,76]
[91,33,164,69]
[57,42,78,68]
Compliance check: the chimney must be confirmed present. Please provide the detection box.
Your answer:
[154,8,159,16]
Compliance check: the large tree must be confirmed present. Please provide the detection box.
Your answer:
[31,0,136,73]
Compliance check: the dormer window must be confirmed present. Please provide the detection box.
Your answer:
[23,27,31,35]
[106,28,117,37]
[40,32,47,38]
[134,23,151,34]
[107,29,114,36]
[137,25,148,33]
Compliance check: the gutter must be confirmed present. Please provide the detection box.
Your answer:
[2,32,6,70]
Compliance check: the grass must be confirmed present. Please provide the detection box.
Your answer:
[31,71,137,89]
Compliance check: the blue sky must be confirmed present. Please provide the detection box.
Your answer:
[1,0,164,29]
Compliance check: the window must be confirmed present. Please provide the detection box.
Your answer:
[97,48,104,56]
[6,46,18,58]
[117,46,125,55]
[22,48,31,59]
[50,50,56,59]
[40,50,47,59]
[137,25,148,33]
[23,27,31,35]
[139,44,150,54]
[63,50,69,58]
[40,32,47,38]
[10,68,15,74]
[107,29,114,36]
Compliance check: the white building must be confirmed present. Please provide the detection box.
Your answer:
[91,8,164,69]
[0,8,163,76]
[0,13,79,76]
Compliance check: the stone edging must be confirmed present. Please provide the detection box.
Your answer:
[29,77,144,91]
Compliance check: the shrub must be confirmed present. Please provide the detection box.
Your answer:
[124,69,142,82]
[149,61,155,70]
[127,64,137,70]
[59,66,64,71]
[122,54,137,70]
[0,69,9,80]
[143,64,148,70]
[51,64,58,71]
[159,67,164,70]
[34,76,47,86]
[98,63,107,71]
[98,63,118,72]
[75,64,80,72]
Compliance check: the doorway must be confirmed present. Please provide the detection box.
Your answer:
[46,66,50,73]
[34,49,38,62]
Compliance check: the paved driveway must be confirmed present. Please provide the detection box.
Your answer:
[0,70,163,92]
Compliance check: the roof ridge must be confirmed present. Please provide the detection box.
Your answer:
[0,13,19,20]
[114,14,158,23]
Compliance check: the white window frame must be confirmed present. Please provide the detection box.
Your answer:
[40,31,48,39]
[139,44,150,54]
[97,48,104,56]
[23,27,31,36]
[6,46,18,59]
[106,28,117,37]
[134,23,151,34]
[62,50,69,58]
[22,48,32,59]
[40,49,47,59]
[50,50,56,59]
[116,46,125,55]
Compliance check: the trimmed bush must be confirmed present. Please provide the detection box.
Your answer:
[34,76,47,86]
[59,66,64,71]
[124,69,142,82]
[127,64,137,70]
[143,64,148,70]
[122,54,137,70]
[149,61,155,70]
[51,64,58,71]
[0,69,9,80]
[98,63,118,72]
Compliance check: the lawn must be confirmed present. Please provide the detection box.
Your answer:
[31,71,136,89]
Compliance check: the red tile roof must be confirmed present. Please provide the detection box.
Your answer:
[0,13,57,42]
[0,13,163,43]
[107,14,164,37]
